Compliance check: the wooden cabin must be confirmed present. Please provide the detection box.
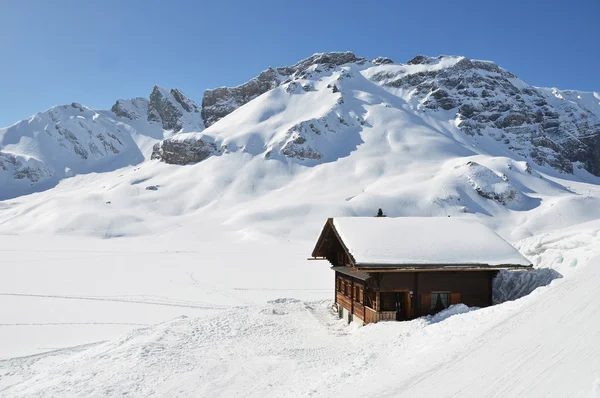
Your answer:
[310,217,532,326]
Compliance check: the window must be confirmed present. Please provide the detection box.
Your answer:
[431,292,450,311]
[355,286,361,303]
[336,278,341,292]
[343,282,349,296]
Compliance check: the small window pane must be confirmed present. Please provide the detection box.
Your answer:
[440,293,449,308]
[431,292,450,311]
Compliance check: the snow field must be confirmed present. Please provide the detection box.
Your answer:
[2,219,600,396]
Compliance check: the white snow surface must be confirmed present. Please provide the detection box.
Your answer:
[332,216,531,266]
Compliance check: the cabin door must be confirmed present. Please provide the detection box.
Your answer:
[394,292,404,321]
[393,292,412,321]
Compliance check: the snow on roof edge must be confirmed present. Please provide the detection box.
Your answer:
[331,217,532,268]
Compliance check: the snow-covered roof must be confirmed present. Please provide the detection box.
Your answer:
[329,217,531,268]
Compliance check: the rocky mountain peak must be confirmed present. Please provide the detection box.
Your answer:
[147,85,201,131]
[111,86,202,132]
[279,51,366,75]
[111,97,148,120]
[201,51,367,127]
[371,56,394,65]
[368,55,599,174]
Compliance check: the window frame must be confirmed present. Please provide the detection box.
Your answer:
[430,291,451,310]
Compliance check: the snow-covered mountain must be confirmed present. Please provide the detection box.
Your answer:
[0,86,203,199]
[3,52,599,201]
[155,52,600,177]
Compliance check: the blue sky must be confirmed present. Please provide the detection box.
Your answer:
[1,0,598,127]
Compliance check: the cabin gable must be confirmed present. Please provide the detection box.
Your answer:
[312,218,355,267]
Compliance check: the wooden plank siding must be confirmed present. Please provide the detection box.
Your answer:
[364,307,377,324]
[335,272,368,323]
[354,302,365,321]
[377,311,397,322]
[335,268,498,323]
[417,271,494,309]
[336,292,353,313]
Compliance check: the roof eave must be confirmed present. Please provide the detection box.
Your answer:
[354,263,533,271]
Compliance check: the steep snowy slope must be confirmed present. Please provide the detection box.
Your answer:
[0,86,202,199]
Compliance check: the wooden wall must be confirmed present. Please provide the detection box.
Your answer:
[336,269,497,322]
[335,272,367,323]
[417,271,495,308]
[336,292,353,312]
[364,307,377,324]
[379,272,416,291]
[378,270,497,318]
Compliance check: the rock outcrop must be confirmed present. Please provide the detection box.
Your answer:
[147,86,201,131]
[368,55,600,174]
[0,152,50,183]
[151,136,217,164]
[461,161,525,207]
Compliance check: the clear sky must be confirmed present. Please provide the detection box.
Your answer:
[1,0,598,127]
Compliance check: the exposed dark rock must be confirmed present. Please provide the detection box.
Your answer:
[151,137,217,165]
[71,102,84,111]
[0,152,49,182]
[145,86,200,131]
[111,101,135,119]
[372,56,394,65]
[148,87,182,130]
[496,113,530,128]
[280,141,323,160]
[202,67,281,127]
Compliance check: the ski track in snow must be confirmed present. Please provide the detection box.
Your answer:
[0,293,231,310]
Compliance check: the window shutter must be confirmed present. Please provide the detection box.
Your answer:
[420,293,431,315]
[450,292,461,305]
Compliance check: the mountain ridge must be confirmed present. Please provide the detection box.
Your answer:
[0,86,203,199]
[1,51,599,202]
[155,52,600,177]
